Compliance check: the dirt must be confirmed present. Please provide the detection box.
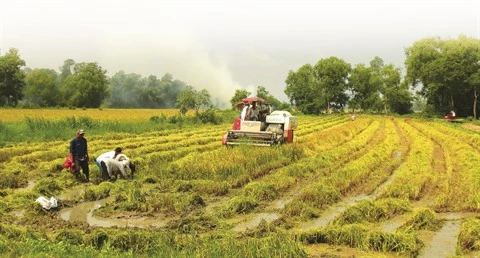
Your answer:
[232,212,280,232]
[298,195,369,231]
[419,220,461,258]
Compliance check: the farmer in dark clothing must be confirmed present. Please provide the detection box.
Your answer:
[69,129,89,182]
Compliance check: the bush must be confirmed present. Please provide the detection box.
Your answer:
[196,108,223,124]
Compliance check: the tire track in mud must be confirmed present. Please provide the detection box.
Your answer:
[295,119,411,232]
[375,135,447,233]
[194,119,375,230]
[418,212,477,258]
[368,121,480,258]
[404,121,480,258]
[228,119,388,232]
[366,119,410,199]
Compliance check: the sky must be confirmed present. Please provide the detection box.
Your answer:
[1,0,479,106]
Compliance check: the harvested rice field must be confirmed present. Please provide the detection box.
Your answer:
[1,110,480,257]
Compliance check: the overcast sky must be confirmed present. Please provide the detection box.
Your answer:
[1,0,479,105]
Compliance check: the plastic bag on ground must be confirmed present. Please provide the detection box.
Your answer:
[35,196,58,210]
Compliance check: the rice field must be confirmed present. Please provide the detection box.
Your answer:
[0,108,186,121]
[1,110,480,257]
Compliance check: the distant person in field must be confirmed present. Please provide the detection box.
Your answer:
[69,129,89,182]
[351,114,356,121]
[450,110,456,118]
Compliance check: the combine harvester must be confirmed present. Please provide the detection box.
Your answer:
[222,97,298,147]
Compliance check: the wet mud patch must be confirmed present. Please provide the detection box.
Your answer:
[377,214,409,233]
[58,197,172,228]
[57,184,173,228]
[297,195,369,231]
[232,212,280,232]
[419,220,461,258]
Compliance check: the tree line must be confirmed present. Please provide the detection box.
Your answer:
[0,53,190,109]
[285,35,480,118]
[1,35,479,118]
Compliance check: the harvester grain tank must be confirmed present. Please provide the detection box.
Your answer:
[222,97,298,146]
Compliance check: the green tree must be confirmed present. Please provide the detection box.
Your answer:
[24,68,59,107]
[386,81,413,115]
[405,36,480,116]
[0,48,26,106]
[230,89,250,110]
[256,86,283,110]
[61,62,109,108]
[285,64,323,114]
[381,64,412,114]
[348,64,381,112]
[109,71,144,108]
[59,59,75,82]
[313,57,351,112]
[467,60,480,119]
[176,86,212,115]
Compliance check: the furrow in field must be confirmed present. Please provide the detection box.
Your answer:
[228,119,385,231]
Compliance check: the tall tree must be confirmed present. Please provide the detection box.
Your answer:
[62,62,109,108]
[285,64,323,114]
[381,64,412,114]
[176,86,212,115]
[256,86,282,109]
[0,48,26,106]
[230,89,250,110]
[24,68,59,107]
[405,36,480,116]
[313,57,351,112]
[348,64,381,112]
[109,71,144,108]
[59,59,75,82]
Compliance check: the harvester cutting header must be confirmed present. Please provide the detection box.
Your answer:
[222,97,298,147]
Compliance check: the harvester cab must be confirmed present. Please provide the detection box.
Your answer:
[222,97,298,147]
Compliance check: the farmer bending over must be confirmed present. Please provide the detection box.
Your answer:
[95,147,122,181]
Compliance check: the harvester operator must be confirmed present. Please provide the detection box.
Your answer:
[247,101,259,121]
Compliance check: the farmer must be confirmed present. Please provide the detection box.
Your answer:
[96,148,136,180]
[109,154,135,179]
[95,147,122,180]
[69,129,89,182]
[247,101,259,121]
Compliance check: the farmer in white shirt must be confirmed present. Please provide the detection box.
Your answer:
[95,147,122,180]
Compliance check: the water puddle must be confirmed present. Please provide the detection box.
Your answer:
[270,198,292,210]
[298,195,369,231]
[233,212,280,232]
[58,197,170,228]
[377,214,408,233]
[370,171,399,199]
[419,220,461,258]
[57,186,170,228]
[57,188,85,201]
[437,212,478,221]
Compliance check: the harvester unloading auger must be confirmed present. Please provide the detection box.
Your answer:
[222,97,298,147]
